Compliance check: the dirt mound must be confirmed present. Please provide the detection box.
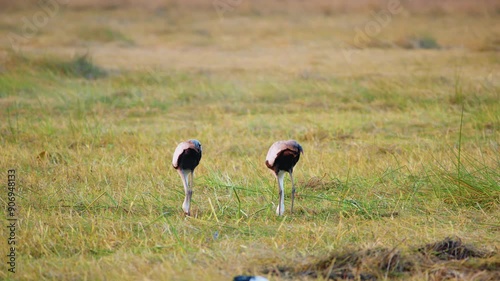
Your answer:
[418,236,489,261]
[262,237,498,280]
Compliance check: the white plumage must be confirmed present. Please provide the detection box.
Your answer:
[265,140,288,167]
[172,141,192,168]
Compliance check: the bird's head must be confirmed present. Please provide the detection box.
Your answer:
[188,139,202,152]
[287,139,303,155]
[296,143,304,154]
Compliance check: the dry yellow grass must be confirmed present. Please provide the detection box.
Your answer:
[0,1,499,280]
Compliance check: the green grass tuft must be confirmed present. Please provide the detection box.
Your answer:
[39,54,108,80]
[77,27,134,45]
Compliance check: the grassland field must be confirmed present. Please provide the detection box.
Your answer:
[0,0,499,280]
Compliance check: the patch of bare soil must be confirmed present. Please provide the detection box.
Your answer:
[263,237,499,280]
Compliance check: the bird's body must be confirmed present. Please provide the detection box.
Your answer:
[265,140,303,215]
[172,139,202,215]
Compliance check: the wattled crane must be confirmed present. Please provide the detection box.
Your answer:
[265,140,303,216]
[172,139,202,216]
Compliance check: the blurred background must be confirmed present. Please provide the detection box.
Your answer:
[1,0,499,71]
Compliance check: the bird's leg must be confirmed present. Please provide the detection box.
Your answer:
[289,171,296,214]
[178,169,192,216]
[276,171,286,216]
[190,171,194,189]
[189,170,195,214]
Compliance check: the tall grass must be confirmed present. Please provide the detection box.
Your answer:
[430,148,500,209]
[429,95,499,209]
